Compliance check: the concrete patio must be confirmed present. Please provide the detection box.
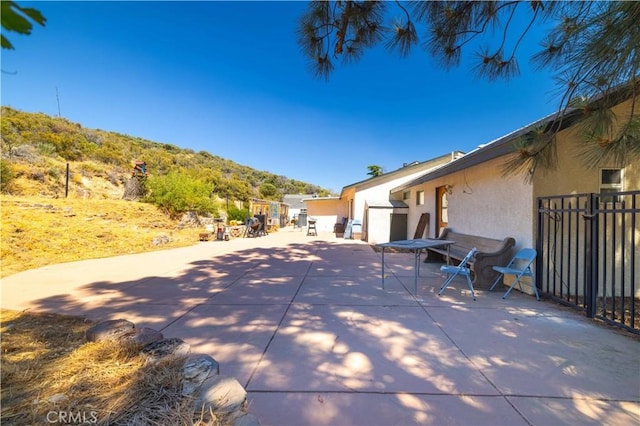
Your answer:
[1,228,638,425]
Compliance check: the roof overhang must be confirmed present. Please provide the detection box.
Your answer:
[366,199,409,209]
[391,80,640,193]
[391,108,587,192]
[303,196,340,202]
[339,151,463,198]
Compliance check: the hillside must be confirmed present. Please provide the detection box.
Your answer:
[0,106,332,201]
[0,196,197,278]
[0,107,334,277]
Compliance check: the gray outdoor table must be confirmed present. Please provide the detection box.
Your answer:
[377,239,455,295]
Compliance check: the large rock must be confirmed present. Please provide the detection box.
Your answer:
[140,337,190,363]
[197,375,247,416]
[181,354,220,396]
[152,234,171,246]
[84,317,259,424]
[85,319,135,342]
[118,327,163,349]
[178,211,202,229]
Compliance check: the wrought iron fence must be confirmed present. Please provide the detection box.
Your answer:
[537,191,639,334]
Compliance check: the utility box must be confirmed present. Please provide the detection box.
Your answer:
[297,212,308,227]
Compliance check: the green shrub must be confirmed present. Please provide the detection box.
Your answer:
[47,167,62,180]
[227,205,250,222]
[144,172,218,218]
[0,160,16,192]
[259,182,279,200]
[36,142,57,156]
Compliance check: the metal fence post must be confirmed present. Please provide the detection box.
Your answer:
[536,197,544,296]
[583,193,598,318]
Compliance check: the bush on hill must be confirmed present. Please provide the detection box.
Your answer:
[0,107,334,205]
[144,172,219,218]
[227,205,251,222]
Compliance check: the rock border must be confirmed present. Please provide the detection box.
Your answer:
[85,319,260,426]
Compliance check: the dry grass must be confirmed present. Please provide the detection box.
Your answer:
[1,195,197,278]
[0,309,225,425]
[0,197,229,424]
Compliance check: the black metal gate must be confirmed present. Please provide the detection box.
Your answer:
[537,190,639,334]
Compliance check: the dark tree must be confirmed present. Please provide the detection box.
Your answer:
[367,165,383,177]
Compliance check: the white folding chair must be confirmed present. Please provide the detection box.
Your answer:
[489,248,539,300]
[438,247,478,300]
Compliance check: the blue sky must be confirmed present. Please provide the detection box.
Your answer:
[1,1,562,193]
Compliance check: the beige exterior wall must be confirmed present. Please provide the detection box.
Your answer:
[391,96,638,298]
[392,183,440,239]
[531,96,640,297]
[396,103,638,249]
[305,198,341,233]
[446,156,534,248]
[364,206,409,244]
[340,187,356,221]
[397,157,534,248]
[625,160,640,191]
[399,98,638,249]
[352,168,432,224]
[533,97,640,197]
[366,207,391,244]
[341,155,459,242]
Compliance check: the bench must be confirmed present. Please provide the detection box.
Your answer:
[334,217,348,238]
[426,228,515,288]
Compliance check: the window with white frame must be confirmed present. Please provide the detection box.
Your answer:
[599,168,623,203]
[416,190,424,205]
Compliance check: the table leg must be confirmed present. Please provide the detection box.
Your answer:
[414,249,419,295]
[381,247,385,290]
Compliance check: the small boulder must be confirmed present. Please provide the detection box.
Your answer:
[85,319,135,342]
[140,337,190,363]
[181,354,220,396]
[118,327,163,349]
[152,234,171,246]
[198,375,247,416]
[47,393,68,405]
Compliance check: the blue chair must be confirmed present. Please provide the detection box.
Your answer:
[489,248,539,300]
[438,247,478,300]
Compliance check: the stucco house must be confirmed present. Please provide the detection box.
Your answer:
[390,88,639,298]
[303,195,342,233]
[305,152,463,242]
